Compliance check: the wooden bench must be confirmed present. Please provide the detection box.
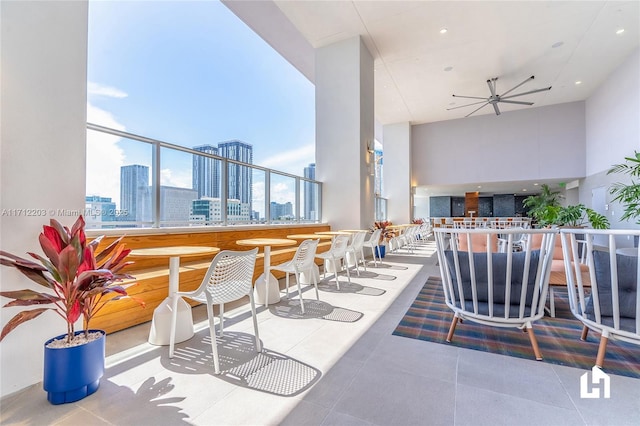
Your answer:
[90,225,333,333]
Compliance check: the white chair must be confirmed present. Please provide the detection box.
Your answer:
[346,231,368,275]
[271,239,320,314]
[560,228,640,368]
[316,234,351,289]
[169,248,260,374]
[362,228,383,266]
[434,228,556,360]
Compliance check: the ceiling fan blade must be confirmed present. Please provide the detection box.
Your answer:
[452,94,489,100]
[493,103,501,115]
[465,102,490,117]
[487,78,497,97]
[498,99,534,105]
[499,75,534,97]
[501,86,552,99]
[446,100,488,110]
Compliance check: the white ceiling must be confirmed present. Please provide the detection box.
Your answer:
[224,0,639,195]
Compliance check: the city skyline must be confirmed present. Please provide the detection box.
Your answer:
[86,0,315,212]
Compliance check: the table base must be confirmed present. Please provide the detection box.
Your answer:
[148,297,195,345]
[254,273,281,305]
[299,264,320,285]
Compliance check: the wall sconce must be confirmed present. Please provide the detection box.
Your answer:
[366,140,375,155]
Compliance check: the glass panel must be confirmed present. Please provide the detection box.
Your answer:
[85,129,153,229]
[157,147,198,227]
[375,197,388,222]
[251,168,267,224]
[188,147,223,226]
[226,163,253,225]
[270,173,296,223]
[301,179,320,222]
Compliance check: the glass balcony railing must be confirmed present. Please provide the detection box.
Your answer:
[85,123,322,229]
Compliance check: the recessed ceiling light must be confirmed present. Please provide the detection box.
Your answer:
[444,66,453,72]
[616,28,625,35]
[533,183,539,186]
[449,102,456,106]
[522,189,527,192]
[552,41,564,48]
[440,28,448,34]
[575,81,582,85]
[477,185,482,189]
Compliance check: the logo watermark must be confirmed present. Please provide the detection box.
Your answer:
[580,366,611,399]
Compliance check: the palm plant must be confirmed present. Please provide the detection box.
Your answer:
[608,151,640,224]
[523,184,562,226]
[0,216,142,343]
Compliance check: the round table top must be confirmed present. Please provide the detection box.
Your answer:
[315,231,351,236]
[129,246,220,258]
[287,233,333,240]
[339,229,370,233]
[236,238,296,247]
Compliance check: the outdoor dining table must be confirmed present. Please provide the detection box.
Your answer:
[129,246,220,345]
[236,238,296,306]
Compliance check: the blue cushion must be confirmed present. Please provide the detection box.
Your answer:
[444,250,541,317]
[585,250,637,331]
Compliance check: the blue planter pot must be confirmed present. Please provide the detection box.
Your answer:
[375,245,386,258]
[43,330,105,405]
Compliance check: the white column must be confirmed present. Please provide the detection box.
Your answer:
[315,36,375,230]
[383,122,412,224]
[1,0,88,397]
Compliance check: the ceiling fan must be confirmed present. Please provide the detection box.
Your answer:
[448,75,552,117]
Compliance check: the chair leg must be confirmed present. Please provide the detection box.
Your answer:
[344,258,351,284]
[219,303,225,337]
[206,302,221,374]
[285,273,290,298]
[446,315,459,343]
[313,270,319,301]
[370,246,378,266]
[169,296,180,358]
[596,334,609,368]
[580,326,589,341]
[248,291,262,353]
[525,323,543,361]
[295,271,305,314]
[360,248,367,272]
[549,287,556,318]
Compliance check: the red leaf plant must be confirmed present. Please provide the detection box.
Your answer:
[0,216,144,344]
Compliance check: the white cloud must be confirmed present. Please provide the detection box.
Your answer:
[87,82,128,99]
[260,144,315,175]
[271,182,294,204]
[86,103,126,206]
[161,168,192,189]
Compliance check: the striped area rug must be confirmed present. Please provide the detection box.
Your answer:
[393,277,640,379]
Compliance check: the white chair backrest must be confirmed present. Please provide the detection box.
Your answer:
[351,231,367,249]
[434,228,556,321]
[560,228,640,341]
[331,234,351,256]
[293,239,320,270]
[366,228,382,245]
[201,248,258,304]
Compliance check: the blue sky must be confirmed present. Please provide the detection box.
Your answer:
[86,0,315,206]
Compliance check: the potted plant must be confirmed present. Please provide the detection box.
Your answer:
[538,204,610,229]
[372,221,393,258]
[0,216,142,404]
[608,151,640,224]
[522,183,562,227]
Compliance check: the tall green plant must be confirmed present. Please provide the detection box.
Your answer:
[608,151,640,224]
[538,204,609,229]
[523,184,562,225]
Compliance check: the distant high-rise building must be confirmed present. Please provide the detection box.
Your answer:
[160,186,198,225]
[303,163,317,221]
[85,195,116,228]
[218,140,252,205]
[190,197,250,225]
[192,144,219,199]
[120,165,151,224]
[374,150,383,196]
[270,201,293,221]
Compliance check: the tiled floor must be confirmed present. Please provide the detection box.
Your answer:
[1,239,639,425]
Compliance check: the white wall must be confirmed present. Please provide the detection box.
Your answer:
[384,123,412,224]
[412,101,586,187]
[316,37,375,230]
[1,1,88,397]
[585,48,640,175]
[581,48,640,229]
